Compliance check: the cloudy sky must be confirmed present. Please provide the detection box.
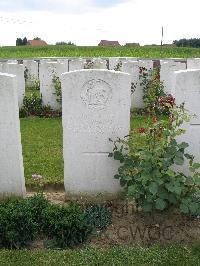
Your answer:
[0,0,200,46]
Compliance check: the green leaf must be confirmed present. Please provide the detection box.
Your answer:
[180,203,189,214]
[149,182,158,195]
[142,202,153,212]
[127,185,137,196]
[185,176,194,186]
[174,156,184,165]
[192,163,200,169]
[184,153,194,161]
[155,198,167,210]
[166,170,176,177]
[178,142,189,149]
[173,185,182,195]
[189,202,198,214]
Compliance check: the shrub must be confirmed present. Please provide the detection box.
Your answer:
[85,204,111,230]
[20,92,43,117]
[19,93,53,118]
[0,198,37,249]
[52,75,62,105]
[25,194,49,231]
[139,67,166,115]
[109,98,200,216]
[41,203,92,248]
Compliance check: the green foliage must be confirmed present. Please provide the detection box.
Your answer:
[85,204,111,230]
[2,45,200,59]
[20,93,52,118]
[52,75,62,104]
[0,198,37,249]
[56,41,76,46]
[20,92,43,117]
[173,38,200,48]
[41,203,92,248]
[16,37,28,46]
[109,102,200,216]
[0,245,200,265]
[0,194,94,249]
[140,67,166,114]
[25,194,49,231]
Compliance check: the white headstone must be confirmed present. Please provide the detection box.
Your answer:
[122,60,153,109]
[91,58,108,69]
[23,60,39,89]
[187,58,200,69]
[61,69,131,196]
[174,69,200,173]
[160,61,186,95]
[109,58,127,70]
[0,73,25,197]
[68,59,86,71]
[39,62,68,110]
[1,63,25,107]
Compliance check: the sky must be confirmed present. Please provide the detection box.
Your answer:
[0,0,200,46]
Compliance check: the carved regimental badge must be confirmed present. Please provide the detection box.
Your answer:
[81,79,112,108]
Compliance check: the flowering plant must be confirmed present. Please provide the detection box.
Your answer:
[139,66,167,115]
[32,173,44,194]
[109,97,200,215]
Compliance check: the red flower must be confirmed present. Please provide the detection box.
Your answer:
[155,75,160,80]
[152,117,157,123]
[138,127,145,133]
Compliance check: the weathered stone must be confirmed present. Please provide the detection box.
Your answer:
[23,60,39,89]
[187,58,200,69]
[174,69,200,173]
[160,61,186,94]
[39,62,68,110]
[68,59,86,71]
[122,60,153,109]
[61,70,131,196]
[0,63,25,107]
[0,73,25,197]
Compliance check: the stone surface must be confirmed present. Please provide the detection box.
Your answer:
[68,59,86,71]
[0,73,25,197]
[160,61,186,95]
[122,60,153,109]
[23,60,39,89]
[174,69,200,173]
[61,69,131,196]
[109,58,127,70]
[91,58,108,69]
[0,63,25,107]
[187,58,200,69]
[39,62,68,110]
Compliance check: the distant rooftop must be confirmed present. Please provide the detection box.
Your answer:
[98,40,120,46]
[27,40,48,46]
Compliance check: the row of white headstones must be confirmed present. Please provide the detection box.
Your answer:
[0,58,200,198]
[1,57,200,110]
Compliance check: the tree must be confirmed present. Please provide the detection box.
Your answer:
[16,38,23,46]
[33,37,41,40]
[22,37,28,45]
[173,38,200,48]
[55,41,76,46]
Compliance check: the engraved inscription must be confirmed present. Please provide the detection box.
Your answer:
[81,79,112,108]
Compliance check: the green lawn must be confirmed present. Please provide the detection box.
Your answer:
[21,116,143,186]
[0,245,199,266]
[1,45,200,58]
[20,117,63,185]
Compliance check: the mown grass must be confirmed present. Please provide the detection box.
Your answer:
[1,45,200,58]
[20,116,143,186]
[20,117,63,185]
[0,245,199,266]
